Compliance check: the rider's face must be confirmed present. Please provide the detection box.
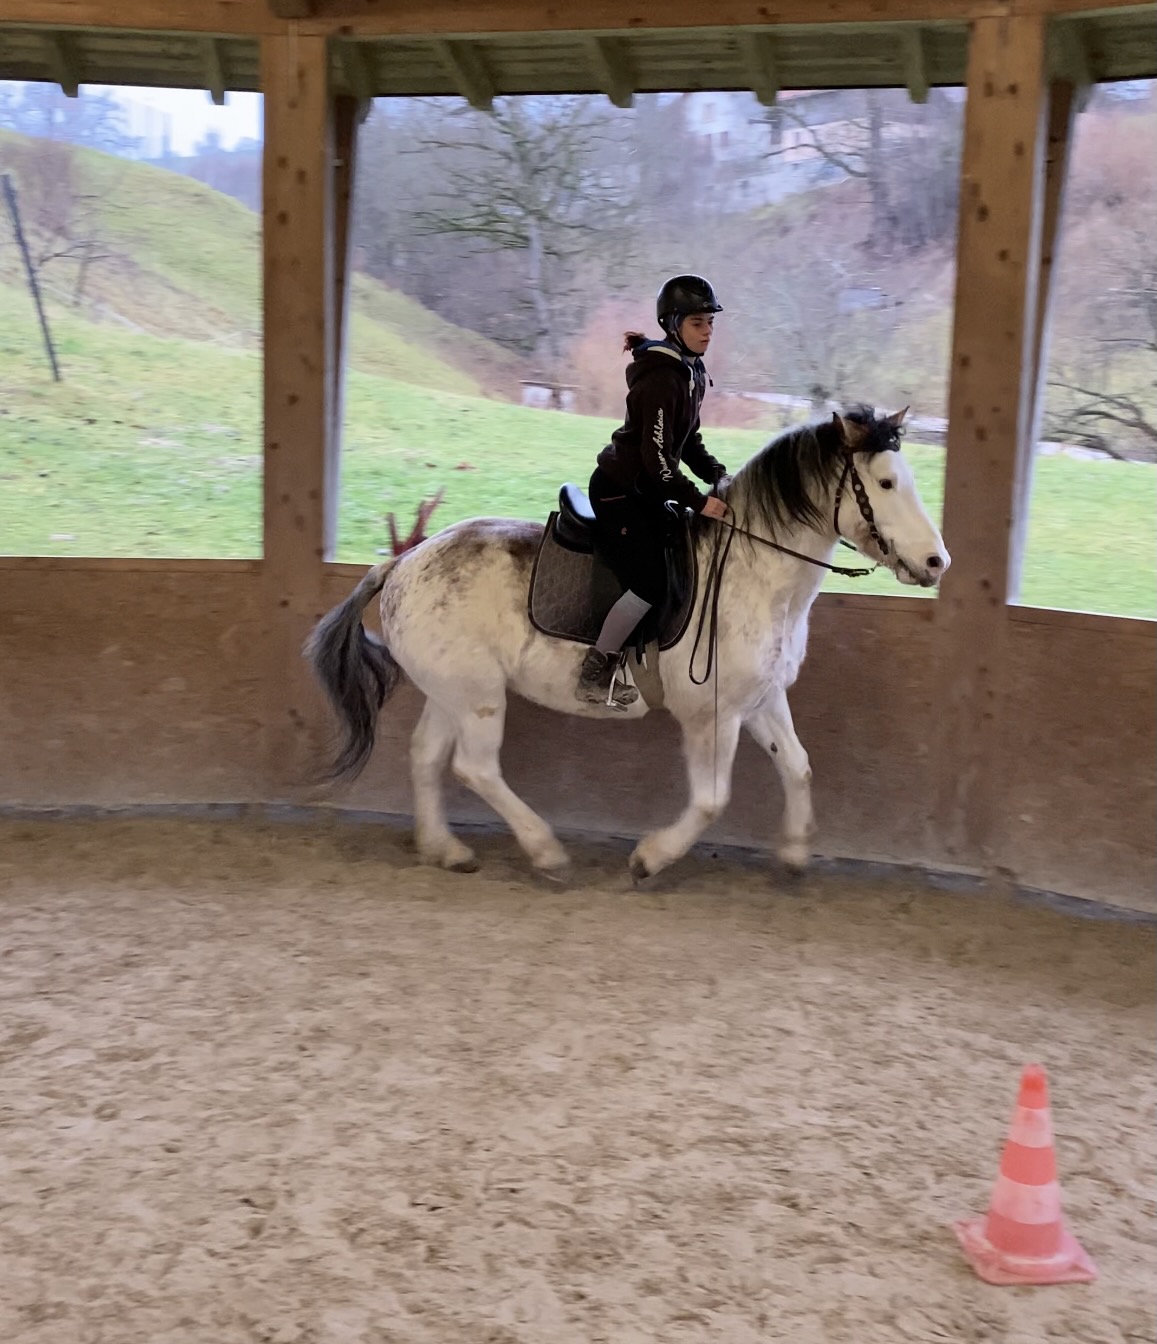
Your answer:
[678,313,714,355]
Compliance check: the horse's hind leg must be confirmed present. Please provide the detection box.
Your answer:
[629,712,741,881]
[411,701,478,872]
[449,698,570,877]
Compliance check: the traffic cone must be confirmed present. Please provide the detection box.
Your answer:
[954,1064,1097,1285]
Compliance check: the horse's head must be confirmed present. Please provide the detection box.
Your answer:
[830,406,950,588]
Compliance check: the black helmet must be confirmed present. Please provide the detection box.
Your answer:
[656,274,723,334]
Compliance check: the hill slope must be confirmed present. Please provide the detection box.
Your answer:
[0,131,525,398]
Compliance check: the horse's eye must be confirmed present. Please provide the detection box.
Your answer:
[879,479,894,490]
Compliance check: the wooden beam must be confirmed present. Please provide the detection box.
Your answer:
[0,0,278,35]
[739,30,780,107]
[1016,78,1077,595]
[434,38,494,111]
[1,0,1153,38]
[933,13,1049,870]
[1054,18,1095,107]
[43,30,80,95]
[267,0,315,16]
[260,31,335,791]
[584,35,634,108]
[293,0,1157,38]
[337,37,374,101]
[899,25,930,102]
[1027,0,1152,15]
[200,37,226,104]
[329,94,360,553]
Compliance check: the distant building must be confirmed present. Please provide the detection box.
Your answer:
[520,380,578,413]
[680,90,855,209]
[118,96,172,160]
[680,88,961,212]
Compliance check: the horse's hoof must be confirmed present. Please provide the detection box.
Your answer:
[418,842,479,873]
[778,841,811,876]
[534,863,570,888]
[628,853,651,885]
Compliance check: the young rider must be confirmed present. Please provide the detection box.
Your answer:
[576,274,730,709]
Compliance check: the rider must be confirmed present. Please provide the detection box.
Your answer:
[576,274,730,709]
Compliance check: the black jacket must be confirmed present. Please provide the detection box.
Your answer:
[596,339,727,513]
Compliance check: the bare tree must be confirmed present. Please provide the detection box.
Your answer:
[0,138,117,294]
[0,84,139,155]
[732,205,884,402]
[407,96,632,371]
[761,88,963,255]
[1045,381,1157,460]
[1045,156,1157,463]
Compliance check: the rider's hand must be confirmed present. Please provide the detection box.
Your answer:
[700,496,728,521]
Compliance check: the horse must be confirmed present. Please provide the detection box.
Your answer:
[305,404,949,882]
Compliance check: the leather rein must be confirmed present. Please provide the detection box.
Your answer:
[685,452,892,687]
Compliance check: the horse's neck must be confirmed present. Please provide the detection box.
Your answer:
[710,507,838,615]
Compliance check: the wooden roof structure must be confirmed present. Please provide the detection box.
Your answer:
[0,1,1153,105]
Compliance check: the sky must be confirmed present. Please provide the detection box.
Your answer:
[98,85,263,155]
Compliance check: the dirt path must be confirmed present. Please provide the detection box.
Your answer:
[1,817,1153,1344]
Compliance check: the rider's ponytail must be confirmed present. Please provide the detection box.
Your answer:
[622,331,647,352]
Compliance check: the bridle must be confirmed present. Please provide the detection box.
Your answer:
[685,449,895,689]
[669,441,905,820]
[833,451,891,562]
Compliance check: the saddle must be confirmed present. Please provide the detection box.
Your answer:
[527,484,698,673]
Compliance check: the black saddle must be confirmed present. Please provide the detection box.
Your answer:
[553,483,599,553]
[527,484,697,653]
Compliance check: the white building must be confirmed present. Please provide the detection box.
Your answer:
[680,88,955,212]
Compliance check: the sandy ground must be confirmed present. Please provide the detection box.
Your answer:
[0,816,1154,1344]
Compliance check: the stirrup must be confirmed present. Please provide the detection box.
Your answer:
[575,649,637,711]
[604,654,638,711]
[599,653,636,715]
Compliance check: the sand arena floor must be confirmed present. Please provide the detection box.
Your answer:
[0,816,1153,1344]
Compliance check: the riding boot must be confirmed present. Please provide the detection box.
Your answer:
[576,647,639,710]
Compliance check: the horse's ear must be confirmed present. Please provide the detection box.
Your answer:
[832,411,868,451]
[885,406,910,429]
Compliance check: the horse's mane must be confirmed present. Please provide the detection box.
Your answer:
[724,403,904,540]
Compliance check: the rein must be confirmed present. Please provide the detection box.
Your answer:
[685,453,884,689]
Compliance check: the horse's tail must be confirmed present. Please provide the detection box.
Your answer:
[303,559,402,782]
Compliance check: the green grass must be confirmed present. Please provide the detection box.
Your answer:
[0,132,525,398]
[1,292,1153,619]
[0,291,263,557]
[1,133,1151,619]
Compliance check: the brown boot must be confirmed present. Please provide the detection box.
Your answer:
[575,648,638,710]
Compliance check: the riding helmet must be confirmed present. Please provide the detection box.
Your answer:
[656,274,723,336]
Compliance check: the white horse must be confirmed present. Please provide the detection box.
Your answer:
[305,405,949,881]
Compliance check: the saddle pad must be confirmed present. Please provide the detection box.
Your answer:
[527,513,697,652]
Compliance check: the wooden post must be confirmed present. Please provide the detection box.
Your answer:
[932,14,1049,868]
[328,94,361,553]
[261,31,334,792]
[1013,78,1078,598]
[2,173,62,382]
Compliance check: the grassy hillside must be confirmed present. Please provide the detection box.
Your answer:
[0,131,525,398]
[0,132,1152,617]
[1,287,1153,618]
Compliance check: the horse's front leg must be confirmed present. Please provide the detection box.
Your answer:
[629,712,741,882]
[743,686,815,872]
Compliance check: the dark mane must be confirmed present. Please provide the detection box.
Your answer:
[724,403,904,540]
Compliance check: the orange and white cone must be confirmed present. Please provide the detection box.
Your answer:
[954,1063,1097,1285]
